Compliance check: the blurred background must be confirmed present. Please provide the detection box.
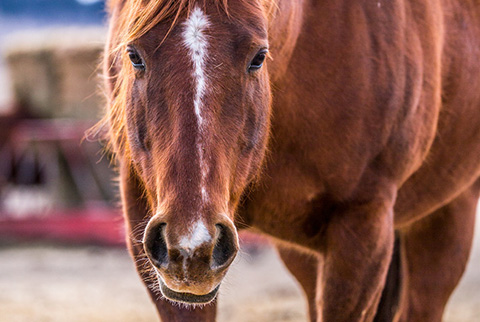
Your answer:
[0,1,478,321]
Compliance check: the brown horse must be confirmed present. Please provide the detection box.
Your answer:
[97,0,480,321]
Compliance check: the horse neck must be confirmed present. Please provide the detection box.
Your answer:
[267,0,306,81]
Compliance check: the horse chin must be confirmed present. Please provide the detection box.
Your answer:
[158,279,220,305]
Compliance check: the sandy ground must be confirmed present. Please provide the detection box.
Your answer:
[0,213,479,322]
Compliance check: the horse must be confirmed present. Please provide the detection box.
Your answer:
[97,0,480,321]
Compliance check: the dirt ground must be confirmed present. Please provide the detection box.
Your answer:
[0,212,479,322]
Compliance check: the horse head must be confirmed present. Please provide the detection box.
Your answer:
[104,1,272,305]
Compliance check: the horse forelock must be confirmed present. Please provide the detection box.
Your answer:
[108,0,276,49]
[109,0,223,50]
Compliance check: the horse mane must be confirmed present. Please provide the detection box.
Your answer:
[94,0,277,161]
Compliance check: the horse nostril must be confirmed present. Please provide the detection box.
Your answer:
[212,224,238,269]
[144,223,168,268]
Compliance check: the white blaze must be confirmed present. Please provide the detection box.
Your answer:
[183,6,210,204]
[179,220,212,250]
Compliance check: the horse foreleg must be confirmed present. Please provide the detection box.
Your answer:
[120,165,217,322]
[276,244,319,322]
[396,180,479,322]
[319,202,395,322]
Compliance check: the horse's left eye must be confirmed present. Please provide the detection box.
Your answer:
[248,49,268,72]
[127,46,146,71]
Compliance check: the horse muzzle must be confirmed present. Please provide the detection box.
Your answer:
[143,214,239,305]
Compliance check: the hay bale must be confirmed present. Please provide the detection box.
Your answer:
[3,27,106,119]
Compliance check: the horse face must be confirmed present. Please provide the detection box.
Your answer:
[120,4,270,304]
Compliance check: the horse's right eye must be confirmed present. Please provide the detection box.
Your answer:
[126,46,146,71]
[248,49,268,72]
